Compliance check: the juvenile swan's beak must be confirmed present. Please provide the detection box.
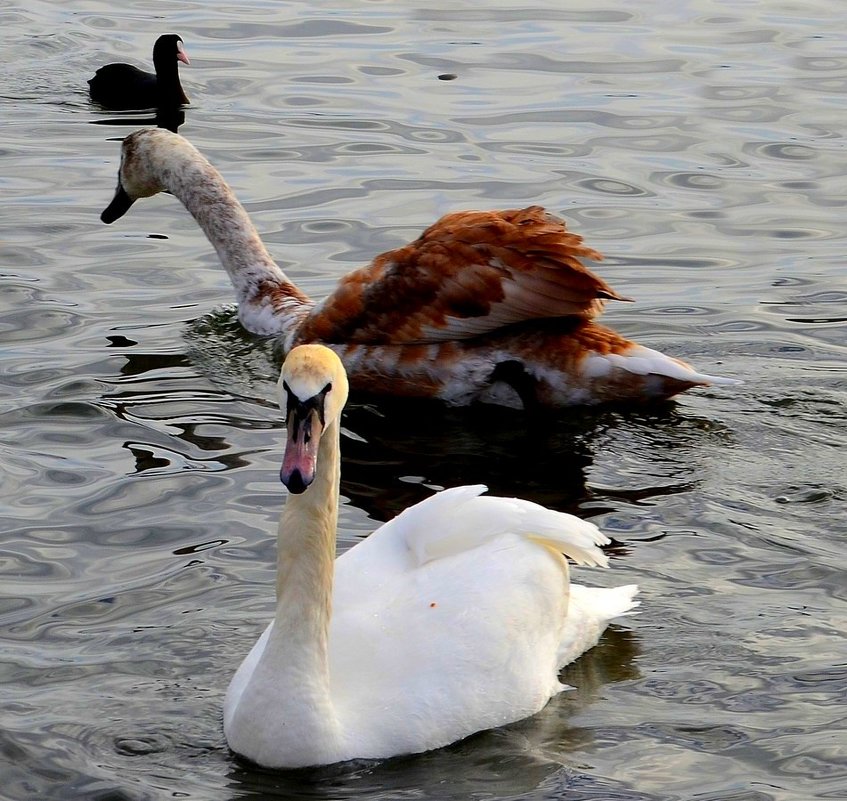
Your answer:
[280,395,325,494]
[101,183,135,224]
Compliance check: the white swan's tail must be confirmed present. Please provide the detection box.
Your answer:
[557,583,640,667]
[571,583,640,621]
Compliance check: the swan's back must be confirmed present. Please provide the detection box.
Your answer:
[226,486,637,761]
[329,533,568,756]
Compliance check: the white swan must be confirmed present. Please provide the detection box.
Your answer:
[101,128,738,409]
[222,344,639,768]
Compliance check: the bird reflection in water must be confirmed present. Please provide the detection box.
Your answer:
[90,107,185,134]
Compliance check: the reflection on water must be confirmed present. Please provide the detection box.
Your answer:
[185,307,733,521]
[90,107,186,133]
[1,0,846,800]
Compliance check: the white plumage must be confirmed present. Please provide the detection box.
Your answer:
[223,345,639,768]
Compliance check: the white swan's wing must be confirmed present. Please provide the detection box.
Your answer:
[327,486,636,758]
[338,484,609,577]
[407,485,609,567]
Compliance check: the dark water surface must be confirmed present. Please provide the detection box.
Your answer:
[1,1,845,799]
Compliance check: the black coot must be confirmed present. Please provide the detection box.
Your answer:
[88,34,190,110]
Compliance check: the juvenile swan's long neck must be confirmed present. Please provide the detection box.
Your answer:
[151,143,312,339]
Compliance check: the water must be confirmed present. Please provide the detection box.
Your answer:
[1,1,845,799]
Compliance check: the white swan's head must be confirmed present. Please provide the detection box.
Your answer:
[278,345,349,495]
[101,129,199,224]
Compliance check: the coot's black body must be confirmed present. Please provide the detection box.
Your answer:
[89,34,189,110]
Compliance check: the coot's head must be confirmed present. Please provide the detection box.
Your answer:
[152,34,190,68]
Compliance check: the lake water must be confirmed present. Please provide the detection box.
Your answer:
[1,0,845,799]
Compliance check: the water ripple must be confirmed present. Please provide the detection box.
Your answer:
[2,2,846,800]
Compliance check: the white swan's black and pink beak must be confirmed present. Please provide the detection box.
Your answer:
[101,181,135,224]
[280,382,329,494]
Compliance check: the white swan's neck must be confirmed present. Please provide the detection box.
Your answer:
[230,418,343,764]
[149,142,311,340]
[273,417,340,641]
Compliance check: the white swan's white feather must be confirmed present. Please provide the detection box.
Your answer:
[367,484,611,568]
[224,482,638,767]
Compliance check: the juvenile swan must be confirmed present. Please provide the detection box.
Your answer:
[102,129,737,408]
[222,344,639,768]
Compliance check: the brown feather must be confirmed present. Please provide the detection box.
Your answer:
[298,206,630,345]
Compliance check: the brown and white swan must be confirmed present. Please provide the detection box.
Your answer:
[101,128,738,408]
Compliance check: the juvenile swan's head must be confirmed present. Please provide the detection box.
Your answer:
[278,345,349,494]
[100,129,201,224]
